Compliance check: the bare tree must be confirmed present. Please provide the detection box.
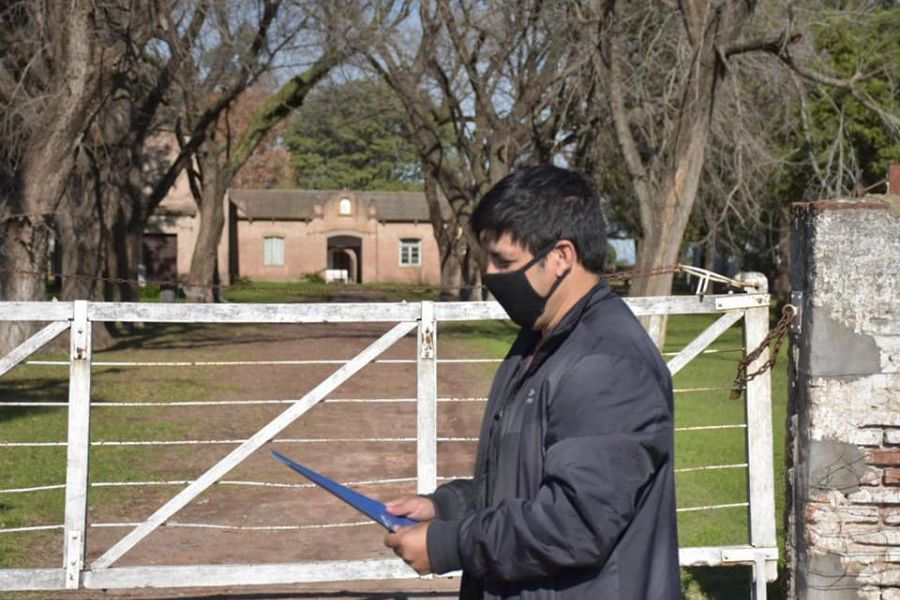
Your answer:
[0,0,136,352]
[580,0,769,344]
[360,0,580,299]
[32,0,213,345]
[692,53,794,271]
[565,0,897,346]
[166,0,283,301]
[178,1,346,301]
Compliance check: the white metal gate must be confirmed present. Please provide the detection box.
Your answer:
[0,276,778,597]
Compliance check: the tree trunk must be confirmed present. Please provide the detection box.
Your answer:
[704,219,718,272]
[186,150,227,303]
[422,170,462,300]
[103,197,142,305]
[439,250,463,300]
[0,1,102,353]
[0,217,52,352]
[460,247,483,302]
[56,165,118,349]
[629,163,706,348]
[774,206,791,306]
[0,142,93,351]
[57,163,105,302]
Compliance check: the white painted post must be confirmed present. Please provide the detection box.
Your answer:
[63,301,91,589]
[739,273,778,598]
[417,301,437,495]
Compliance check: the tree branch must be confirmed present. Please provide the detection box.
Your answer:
[777,51,900,134]
[225,46,344,179]
[678,0,706,48]
[723,32,801,58]
[594,3,653,209]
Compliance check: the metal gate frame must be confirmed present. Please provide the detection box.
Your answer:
[0,278,777,597]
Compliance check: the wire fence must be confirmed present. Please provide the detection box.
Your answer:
[0,290,780,595]
[3,334,760,533]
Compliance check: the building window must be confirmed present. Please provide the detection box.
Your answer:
[264,236,285,267]
[339,198,352,215]
[400,239,421,267]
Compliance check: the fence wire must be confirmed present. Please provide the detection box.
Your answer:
[0,288,776,580]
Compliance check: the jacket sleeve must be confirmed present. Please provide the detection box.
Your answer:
[427,353,673,581]
[429,476,479,520]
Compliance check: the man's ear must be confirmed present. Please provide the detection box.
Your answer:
[554,240,577,276]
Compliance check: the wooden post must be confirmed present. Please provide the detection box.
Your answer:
[416,301,437,495]
[739,273,777,598]
[63,301,91,589]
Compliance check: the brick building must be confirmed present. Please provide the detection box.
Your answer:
[145,187,442,287]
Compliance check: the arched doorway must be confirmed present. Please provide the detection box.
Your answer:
[326,235,362,283]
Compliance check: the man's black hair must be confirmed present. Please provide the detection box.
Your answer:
[471,164,608,273]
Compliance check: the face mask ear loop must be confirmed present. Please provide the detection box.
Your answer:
[519,242,557,272]
[543,238,574,299]
[491,242,561,285]
[545,266,571,299]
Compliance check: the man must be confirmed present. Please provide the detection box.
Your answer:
[384,165,680,599]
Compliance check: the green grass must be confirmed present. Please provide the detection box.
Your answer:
[0,287,789,598]
[222,279,440,303]
[0,338,231,569]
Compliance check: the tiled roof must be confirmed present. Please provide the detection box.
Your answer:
[228,189,326,220]
[357,191,432,221]
[228,188,438,222]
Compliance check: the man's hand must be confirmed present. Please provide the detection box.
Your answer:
[384,495,436,521]
[384,522,431,575]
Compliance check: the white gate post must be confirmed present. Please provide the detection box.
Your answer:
[739,274,777,598]
[63,301,92,589]
[416,301,437,495]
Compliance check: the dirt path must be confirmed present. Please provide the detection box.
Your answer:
[30,321,500,599]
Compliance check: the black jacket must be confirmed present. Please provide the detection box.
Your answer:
[426,283,680,599]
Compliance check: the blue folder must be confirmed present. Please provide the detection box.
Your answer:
[270,449,418,532]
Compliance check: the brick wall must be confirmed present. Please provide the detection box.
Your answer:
[788,196,900,599]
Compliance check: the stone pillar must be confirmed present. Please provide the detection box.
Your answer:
[788,196,900,599]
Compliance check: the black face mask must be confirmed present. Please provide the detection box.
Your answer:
[483,243,570,330]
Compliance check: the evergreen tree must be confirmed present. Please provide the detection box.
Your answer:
[285,79,421,190]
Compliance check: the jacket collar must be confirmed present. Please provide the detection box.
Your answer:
[509,280,613,373]
[543,280,612,343]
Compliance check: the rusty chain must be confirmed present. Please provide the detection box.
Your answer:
[730,304,798,399]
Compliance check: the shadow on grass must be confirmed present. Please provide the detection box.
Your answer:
[0,377,68,424]
[96,323,391,354]
[223,283,442,304]
[684,565,786,600]
[440,320,517,339]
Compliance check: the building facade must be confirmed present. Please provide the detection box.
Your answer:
[147,187,442,287]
